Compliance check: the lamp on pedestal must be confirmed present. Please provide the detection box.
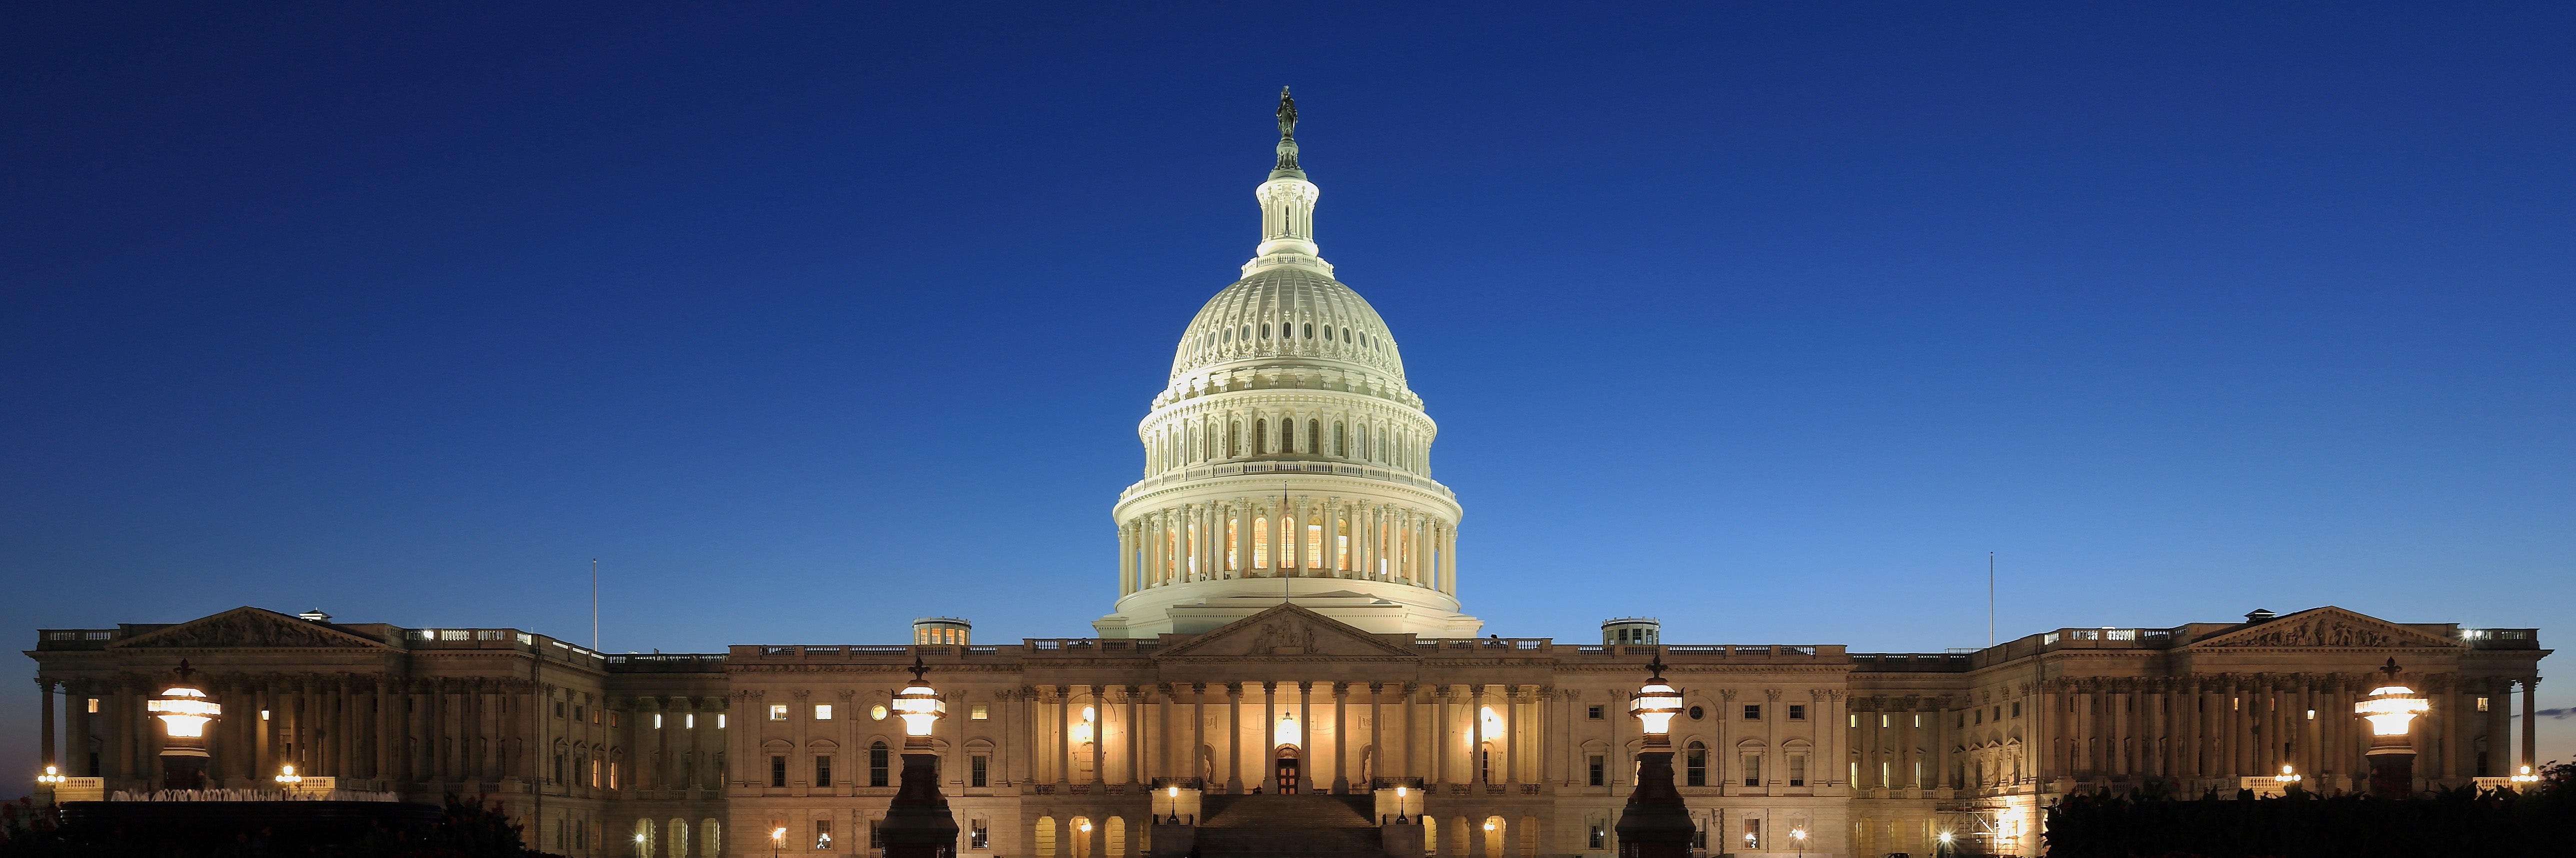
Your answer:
[146,660,220,791]
[880,657,960,858]
[2353,658,2430,799]
[1614,657,1692,858]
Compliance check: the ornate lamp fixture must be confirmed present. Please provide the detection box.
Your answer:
[2273,764,2302,786]
[879,657,960,858]
[1614,657,1693,858]
[146,660,220,790]
[2510,764,2540,785]
[274,764,304,785]
[36,765,66,788]
[2352,658,2431,798]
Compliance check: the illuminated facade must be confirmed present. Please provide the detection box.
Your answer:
[20,96,2551,858]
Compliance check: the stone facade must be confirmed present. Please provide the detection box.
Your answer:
[20,98,2552,858]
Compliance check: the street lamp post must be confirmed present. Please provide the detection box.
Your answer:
[1791,827,1806,858]
[145,660,221,791]
[2353,658,2430,799]
[770,826,786,858]
[1614,657,1692,858]
[881,657,961,858]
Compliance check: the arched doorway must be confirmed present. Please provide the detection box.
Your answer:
[1274,746,1302,794]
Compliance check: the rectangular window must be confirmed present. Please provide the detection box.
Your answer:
[970,704,990,721]
[814,704,834,720]
[1788,704,1806,721]
[970,820,990,850]
[1685,749,1706,786]
[1587,706,1604,720]
[573,705,584,722]
[1912,713,1922,728]
[1587,823,1606,850]
[1742,705,1761,721]
[770,756,788,788]
[871,822,886,850]
[2011,702,2021,718]
[717,714,726,729]
[2477,697,2491,712]
[609,761,619,789]
[1741,754,1761,787]
[608,711,618,727]
[1742,820,1761,851]
[871,745,891,787]
[654,713,664,729]
[816,755,833,787]
[770,705,788,721]
[1788,754,1806,787]
[1850,761,1860,786]
[686,713,695,729]
[1848,714,1858,728]
[1588,755,1606,787]
[971,755,990,787]
[816,821,834,851]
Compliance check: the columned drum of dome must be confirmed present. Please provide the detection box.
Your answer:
[1096,91,1480,639]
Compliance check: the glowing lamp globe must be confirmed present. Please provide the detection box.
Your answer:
[891,659,946,738]
[1627,657,1683,738]
[2354,684,2428,736]
[146,663,220,739]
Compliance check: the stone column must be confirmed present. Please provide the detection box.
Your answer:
[2521,678,2540,773]
[1258,683,1277,791]
[1400,683,1416,781]
[1090,688,1106,786]
[1433,686,1450,786]
[1128,686,1144,786]
[1226,683,1242,792]
[1052,687,1070,787]
[1332,682,1348,793]
[1505,686,1522,785]
[38,679,56,776]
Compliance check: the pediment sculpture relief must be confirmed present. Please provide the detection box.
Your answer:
[2203,611,2450,649]
[114,608,383,650]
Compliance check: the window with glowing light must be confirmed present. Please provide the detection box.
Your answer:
[768,705,786,721]
[971,704,990,720]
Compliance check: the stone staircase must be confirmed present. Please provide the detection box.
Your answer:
[1194,794,1384,857]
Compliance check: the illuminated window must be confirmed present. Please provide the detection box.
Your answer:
[970,820,990,850]
[2477,697,2490,712]
[1254,517,1270,568]
[87,698,99,714]
[769,705,788,721]
[970,704,990,720]
[872,705,888,721]
[1227,519,1240,570]
[1306,518,1324,568]
[716,714,724,729]
[1335,518,1349,570]
[814,705,833,721]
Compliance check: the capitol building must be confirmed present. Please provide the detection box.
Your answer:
[24,94,2550,858]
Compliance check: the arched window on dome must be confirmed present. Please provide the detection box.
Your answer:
[1254,419,1267,455]
[1302,323,1313,340]
[1205,425,1218,461]
[1252,517,1270,569]
[1228,422,1240,458]
[1308,420,1320,455]
[1344,327,1353,344]
[1334,422,1346,458]
[1260,323,1271,340]
[1223,328,1232,343]
[1184,426,1199,463]
[1226,518,1238,571]
[1322,324,1334,343]
[1306,517,1324,569]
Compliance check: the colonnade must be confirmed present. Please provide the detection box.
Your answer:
[1144,409,1427,477]
[1118,499,1455,596]
[31,673,566,788]
[1016,682,1551,794]
[2026,673,2538,787]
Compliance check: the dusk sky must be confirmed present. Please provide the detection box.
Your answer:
[4,3,2570,790]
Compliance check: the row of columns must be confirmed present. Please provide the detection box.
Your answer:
[2029,674,2541,786]
[32,674,556,787]
[1144,412,1426,477]
[1012,682,1548,794]
[1852,695,1950,790]
[1119,500,1453,595]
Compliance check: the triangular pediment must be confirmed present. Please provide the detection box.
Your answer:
[1154,603,1419,659]
[2184,606,2458,650]
[111,607,394,651]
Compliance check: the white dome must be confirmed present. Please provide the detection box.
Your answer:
[1170,267,1408,383]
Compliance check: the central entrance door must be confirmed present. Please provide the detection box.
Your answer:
[1275,747,1302,794]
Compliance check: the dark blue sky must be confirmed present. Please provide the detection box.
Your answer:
[6,3,2570,785]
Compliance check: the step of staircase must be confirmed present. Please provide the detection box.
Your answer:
[1194,794,1384,856]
